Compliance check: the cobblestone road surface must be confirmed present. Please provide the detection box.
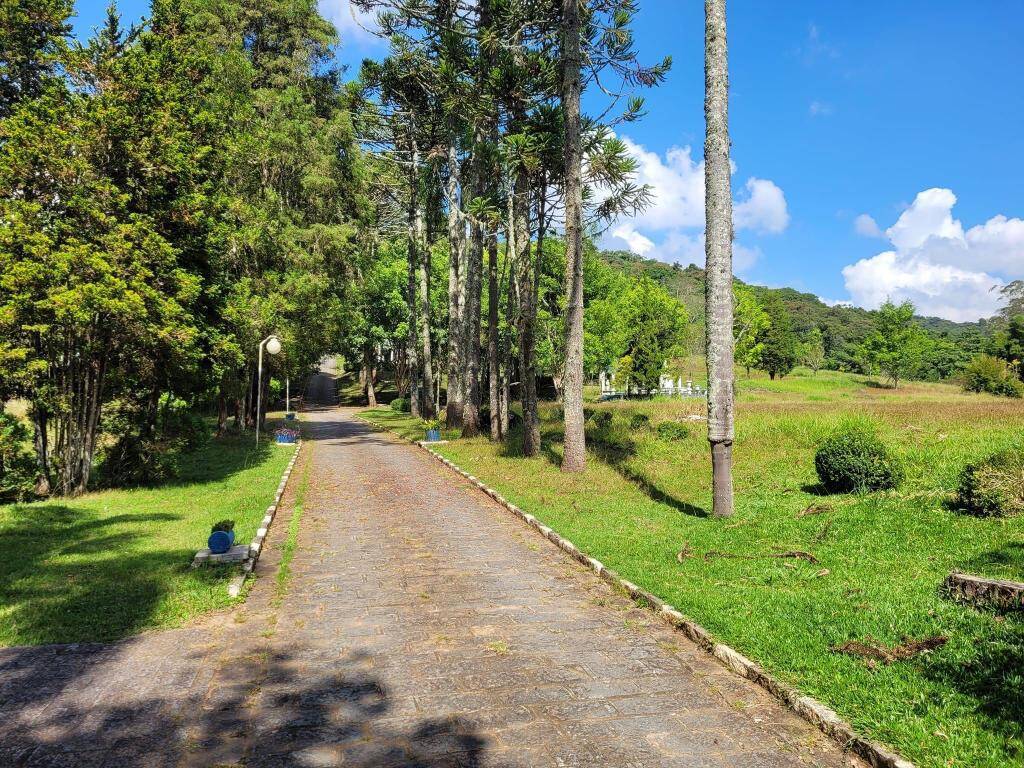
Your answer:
[0,370,861,767]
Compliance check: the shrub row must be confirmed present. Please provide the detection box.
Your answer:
[814,422,1023,517]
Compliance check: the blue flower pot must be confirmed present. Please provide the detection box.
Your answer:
[208,529,235,555]
[285,412,296,421]
[426,428,441,442]
[276,434,297,444]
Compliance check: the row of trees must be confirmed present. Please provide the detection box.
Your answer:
[3,0,743,515]
[345,0,669,469]
[1,0,370,494]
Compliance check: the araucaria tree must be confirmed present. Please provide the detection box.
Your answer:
[704,0,735,517]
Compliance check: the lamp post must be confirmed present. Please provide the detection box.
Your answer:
[256,334,282,445]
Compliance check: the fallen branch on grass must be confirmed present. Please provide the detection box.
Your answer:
[702,549,820,565]
[832,635,948,666]
[798,503,832,518]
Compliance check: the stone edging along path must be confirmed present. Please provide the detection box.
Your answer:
[227,438,302,598]
[358,414,913,768]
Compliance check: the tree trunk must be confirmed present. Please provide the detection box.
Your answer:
[560,0,586,472]
[704,0,735,517]
[462,213,483,436]
[487,233,502,441]
[415,140,435,418]
[364,345,378,407]
[515,172,539,456]
[31,404,51,496]
[445,141,466,428]
[407,135,422,419]
[217,389,228,436]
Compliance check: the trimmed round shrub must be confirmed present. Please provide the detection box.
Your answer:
[955,448,1024,517]
[390,397,410,413]
[656,421,690,442]
[814,425,904,493]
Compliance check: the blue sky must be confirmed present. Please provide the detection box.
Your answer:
[71,1,1024,321]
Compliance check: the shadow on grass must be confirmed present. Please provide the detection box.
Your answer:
[800,482,834,496]
[923,618,1024,749]
[0,504,198,645]
[962,541,1024,583]
[520,426,710,519]
[0,645,500,767]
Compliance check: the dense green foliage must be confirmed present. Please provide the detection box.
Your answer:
[756,294,798,379]
[0,411,34,501]
[814,422,905,493]
[1,0,368,495]
[956,447,1024,517]
[597,250,995,382]
[963,354,1024,398]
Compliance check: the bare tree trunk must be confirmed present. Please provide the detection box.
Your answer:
[561,0,586,472]
[216,388,228,436]
[501,241,514,439]
[415,139,435,418]
[462,212,483,436]
[407,138,422,420]
[461,127,484,436]
[30,404,51,496]
[704,0,735,517]
[515,173,539,456]
[445,141,465,428]
[486,233,502,441]
[364,345,378,407]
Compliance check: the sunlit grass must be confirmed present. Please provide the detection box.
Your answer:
[0,420,297,646]
[362,371,1024,768]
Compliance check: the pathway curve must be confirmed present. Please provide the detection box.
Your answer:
[0,370,861,767]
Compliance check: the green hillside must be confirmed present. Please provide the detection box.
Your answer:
[598,249,992,356]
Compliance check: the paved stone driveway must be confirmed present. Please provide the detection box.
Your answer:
[0,373,862,767]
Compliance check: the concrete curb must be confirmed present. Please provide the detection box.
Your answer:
[227,438,302,598]
[358,414,914,768]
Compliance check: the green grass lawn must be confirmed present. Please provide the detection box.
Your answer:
[0,421,296,647]
[362,369,1024,768]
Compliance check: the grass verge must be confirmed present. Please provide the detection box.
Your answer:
[361,370,1024,768]
[0,423,296,646]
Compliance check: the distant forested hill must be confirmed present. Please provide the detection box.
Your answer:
[597,249,992,358]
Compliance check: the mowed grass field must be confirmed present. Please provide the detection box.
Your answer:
[0,419,296,647]
[363,369,1024,768]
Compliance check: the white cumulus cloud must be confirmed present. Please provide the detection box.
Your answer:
[853,213,883,238]
[606,137,789,275]
[734,178,790,234]
[840,188,1020,321]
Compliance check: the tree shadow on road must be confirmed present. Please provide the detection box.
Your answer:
[0,644,501,768]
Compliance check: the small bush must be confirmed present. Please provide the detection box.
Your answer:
[629,413,651,431]
[0,413,37,502]
[955,448,1024,517]
[814,424,904,493]
[963,354,1023,398]
[585,413,634,452]
[656,421,690,442]
[390,397,410,412]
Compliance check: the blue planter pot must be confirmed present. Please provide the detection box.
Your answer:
[208,529,235,554]
[276,434,297,444]
[285,412,296,421]
[425,428,441,442]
